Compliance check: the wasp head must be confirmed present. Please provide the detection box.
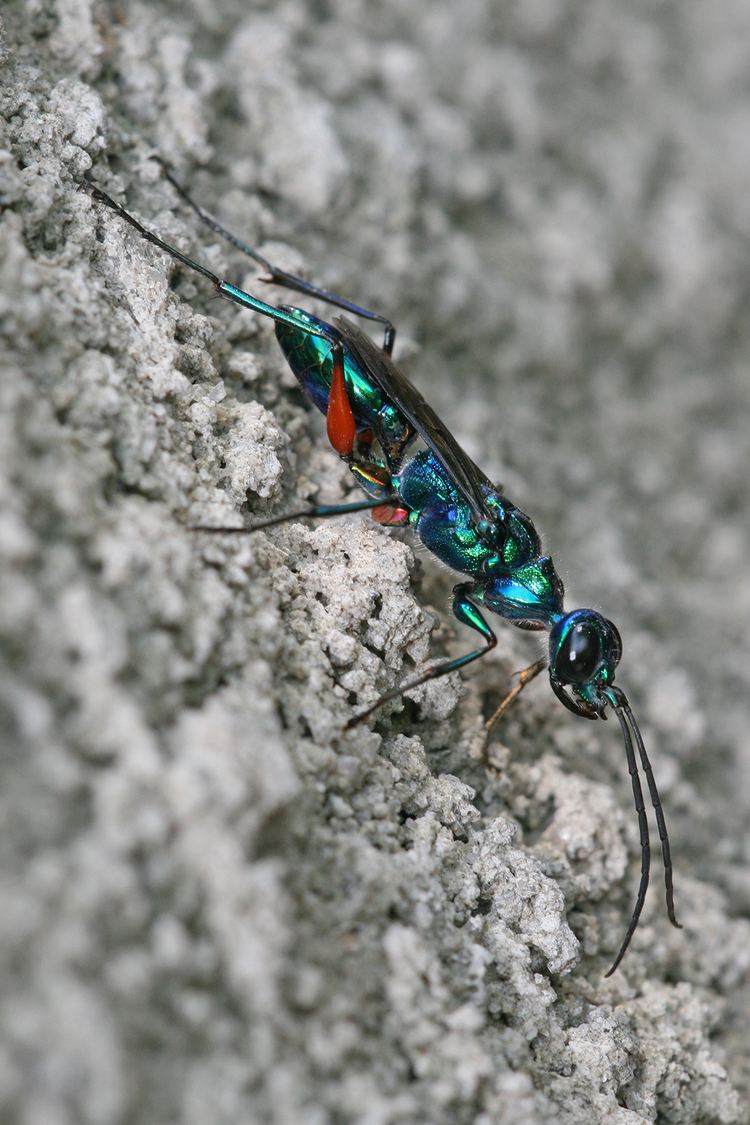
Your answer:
[548,609,622,719]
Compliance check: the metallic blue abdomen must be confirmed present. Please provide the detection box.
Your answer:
[274,308,410,456]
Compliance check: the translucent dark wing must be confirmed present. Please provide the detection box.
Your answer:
[334,316,495,527]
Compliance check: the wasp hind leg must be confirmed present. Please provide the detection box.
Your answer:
[154,158,396,354]
[84,177,402,533]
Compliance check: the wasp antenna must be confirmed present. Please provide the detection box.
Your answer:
[604,700,651,977]
[623,700,681,931]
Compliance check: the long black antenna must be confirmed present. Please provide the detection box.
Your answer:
[605,700,650,976]
[623,699,681,932]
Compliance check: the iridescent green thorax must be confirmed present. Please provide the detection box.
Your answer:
[396,450,565,628]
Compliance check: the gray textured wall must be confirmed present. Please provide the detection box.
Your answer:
[1,1,749,1122]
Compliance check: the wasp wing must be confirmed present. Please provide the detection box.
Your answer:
[334,316,496,528]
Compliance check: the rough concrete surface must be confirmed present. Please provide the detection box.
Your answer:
[1,1,749,1123]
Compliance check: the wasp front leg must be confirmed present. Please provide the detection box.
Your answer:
[346,583,497,728]
[481,657,548,754]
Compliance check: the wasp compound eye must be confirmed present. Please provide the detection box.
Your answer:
[555,621,601,683]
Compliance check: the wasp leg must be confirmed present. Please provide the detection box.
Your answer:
[84,176,369,463]
[84,177,405,537]
[154,158,396,355]
[481,657,547,755]
[192,493,402,534]
[346,583,497,728]
[85,176,351,361]
[193,438,401,532]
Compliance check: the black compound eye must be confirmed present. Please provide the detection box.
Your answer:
[555,622,601,684]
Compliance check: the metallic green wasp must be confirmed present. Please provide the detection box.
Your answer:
[85,163,679,975]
